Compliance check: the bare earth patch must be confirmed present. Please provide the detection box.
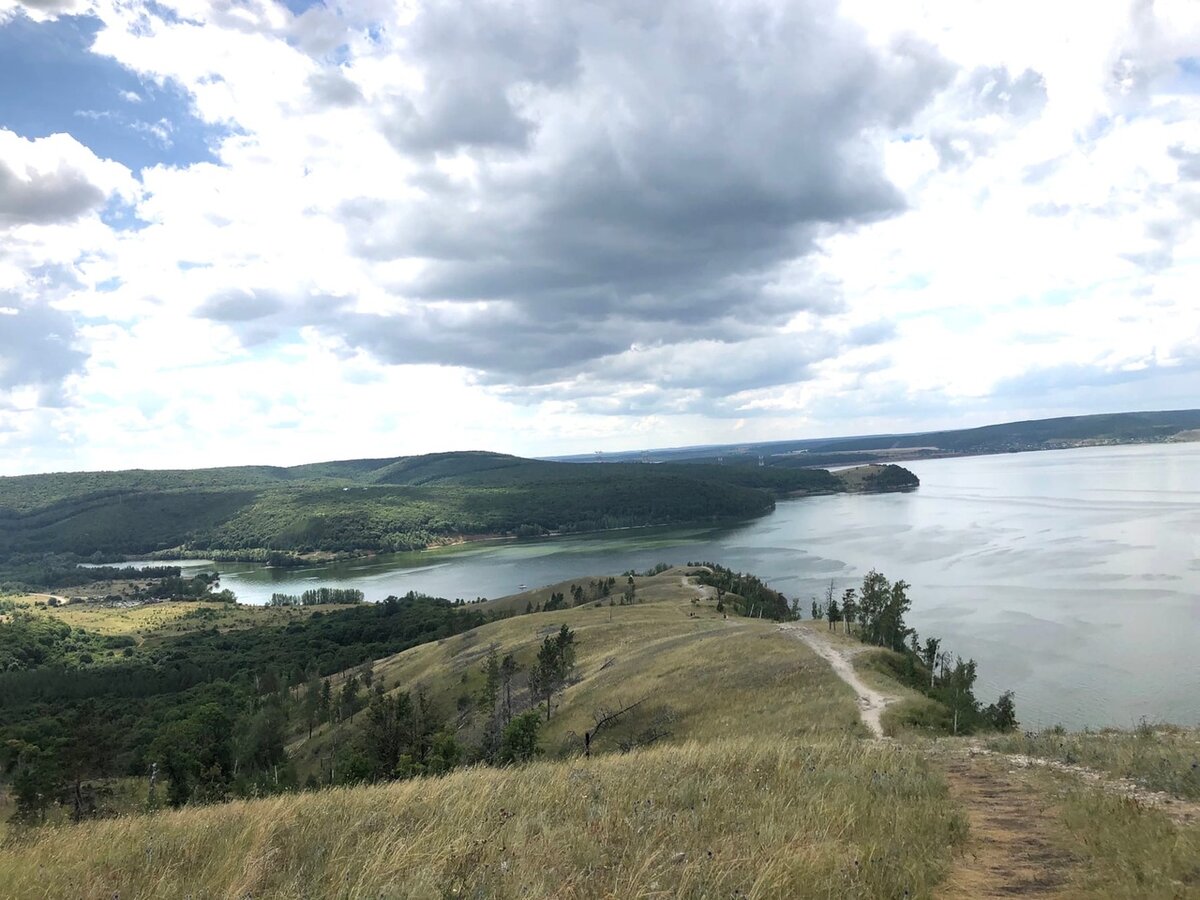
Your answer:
[936,753,1078,898]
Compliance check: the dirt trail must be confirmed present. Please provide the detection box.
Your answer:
[680,574,715,601]
[936,753,1078,898]
[777,623,893,738]
[778,624,1083,895]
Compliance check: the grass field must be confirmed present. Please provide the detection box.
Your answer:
[2,571,1198,898]
[291,568,865,778]
[0,738,965,899]
[3,592,350,641]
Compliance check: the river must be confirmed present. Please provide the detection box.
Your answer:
[165,442,1200,730]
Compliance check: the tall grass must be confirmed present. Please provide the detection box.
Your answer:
[0,738,963,899]
[1037,776,1200,896]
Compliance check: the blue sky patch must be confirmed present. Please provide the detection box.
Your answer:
[1167,57,1200,94]
[0,12,226,172]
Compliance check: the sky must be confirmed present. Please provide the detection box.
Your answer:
[1,0,1198,475]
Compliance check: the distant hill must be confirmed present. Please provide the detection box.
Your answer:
[0,452,912,566]
[549,408,1200,467]
[812,409,1200,454]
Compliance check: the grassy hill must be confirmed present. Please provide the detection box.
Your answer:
[1,571,1197,898]
[0,572,965,897]
[0,452,911,569]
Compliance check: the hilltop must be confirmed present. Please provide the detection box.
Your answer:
[0,569,1196,898]
[0,451,916,577]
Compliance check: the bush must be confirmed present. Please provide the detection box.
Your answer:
[497,712,542,764]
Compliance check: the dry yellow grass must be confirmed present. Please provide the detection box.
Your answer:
[291,571,864,771]
[5,573,1195,898]
[0,738,963,899]
[2,593,351,640]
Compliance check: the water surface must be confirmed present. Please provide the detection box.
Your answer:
[176,443,1200,729]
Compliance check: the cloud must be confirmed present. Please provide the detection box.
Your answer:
[306,68,362,108]
[7,0,1200,472]
[0,155,104,226]
[0,129,134,227]
[197,287,287,322]
[0,292,86,403]
[1170,144,1200,180]
[926,66,1048,170]
[1,0,80,23]
[315,0,956,400]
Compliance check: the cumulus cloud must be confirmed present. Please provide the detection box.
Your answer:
[0,0,81,23]
[0,129,134,227]
[6,0,1200,471]
[309,0,956,401]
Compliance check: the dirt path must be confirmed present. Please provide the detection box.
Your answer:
[777,624,1083,895]
[777,624,893,738]
[679,573,715,601]
[936,753,1077,898]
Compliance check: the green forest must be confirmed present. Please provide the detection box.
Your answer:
[0,453,916,589]
[0,593,486,820]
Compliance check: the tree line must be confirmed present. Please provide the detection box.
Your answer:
[268,587,365,607]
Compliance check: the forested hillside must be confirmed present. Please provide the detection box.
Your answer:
[0,453,912,569]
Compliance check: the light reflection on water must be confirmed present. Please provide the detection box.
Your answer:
[172,442,1200,730]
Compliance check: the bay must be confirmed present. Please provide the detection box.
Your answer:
[168,442,1200,730]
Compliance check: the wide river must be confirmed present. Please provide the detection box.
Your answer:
[175,443,1200,730]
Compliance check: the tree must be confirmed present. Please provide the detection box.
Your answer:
[840,589,857,635]
[151,703,234,806]
[497,711,542,764]
[858,570,886,644]
[499,653,520,725]
[318,678,332,724]
[62,701,111,821]
[339,674,360,722]
[623,576,636,604]
[879,579,912,651]
[5,739,58,824]
[303,675,321,738]
[234,702,288,781]
[943,656,979,735]
[428,732,462,775]
[984,691,1018,732]
[922,638,941,688]
[529,625,577,721]
[827,597,841,631]
[479,646,501,712]
[810,599,822,620]
[363,685,402,779]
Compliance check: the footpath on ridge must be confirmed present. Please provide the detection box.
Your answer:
[781,621,1081,898]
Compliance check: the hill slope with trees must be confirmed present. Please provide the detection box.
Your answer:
[0,453,916,574]
[0,567,1195,898]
